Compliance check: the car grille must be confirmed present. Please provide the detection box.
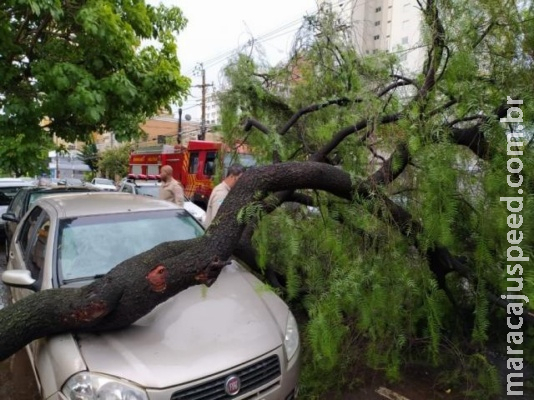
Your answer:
[170,355,281,400]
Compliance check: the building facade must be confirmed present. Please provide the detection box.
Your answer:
[319,0,425,72]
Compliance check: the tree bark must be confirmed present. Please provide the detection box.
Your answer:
[0,161,355,361]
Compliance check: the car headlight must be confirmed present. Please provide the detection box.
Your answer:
[284,312,300,361]
[62,372,148,400]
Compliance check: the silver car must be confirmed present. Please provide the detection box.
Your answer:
[2,193,300,400]
[89,177,117,191]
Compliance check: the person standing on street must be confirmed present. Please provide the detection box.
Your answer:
[159,165,184,207]
[203,164,245,228]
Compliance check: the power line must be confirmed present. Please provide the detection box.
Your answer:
[182,7,318,76]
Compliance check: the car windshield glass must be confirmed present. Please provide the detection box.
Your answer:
[0,187,25,206]
[57,210,203,284]
[136,185,159,197]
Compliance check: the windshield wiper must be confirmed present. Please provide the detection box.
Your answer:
[62,274,106,284]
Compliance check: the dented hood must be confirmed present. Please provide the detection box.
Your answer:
[76,262,286,388]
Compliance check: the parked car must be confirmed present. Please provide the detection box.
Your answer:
[2,193,301,400]
[1,186,101,255]
[119,175,206,224]
[0,178,36,238]
[89,177,116,191]
[57,177,85,186]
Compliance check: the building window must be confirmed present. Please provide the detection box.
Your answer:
[373,49,378,54]
[402,36,409,45]
[376,7,381,12]
[399,53,408,62]
[374,35,380,40]
[375,21,381,26]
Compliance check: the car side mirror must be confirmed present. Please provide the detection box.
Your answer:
[1,270,37,291]
[1,212,19,223]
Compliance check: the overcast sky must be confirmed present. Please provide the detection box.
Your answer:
[149,0,319,119]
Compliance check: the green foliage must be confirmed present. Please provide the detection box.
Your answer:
[97,144,130,180]
[0,0,190,161]
[80,142,100,177]
[218,1,534,398]
[0,132,52,176]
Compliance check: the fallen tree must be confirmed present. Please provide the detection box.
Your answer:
[1,1,533,397]
[0,161,382,360]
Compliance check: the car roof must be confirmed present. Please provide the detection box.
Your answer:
[0,178,35,187]
[35,192,180,218]
[20,186,98,194]
[126,180,161,186]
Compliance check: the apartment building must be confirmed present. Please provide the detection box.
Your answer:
[319,0,425,72]
[205,91,221,125]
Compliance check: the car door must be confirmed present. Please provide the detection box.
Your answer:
[8,205,53,395]
[4,189,27,246]
[9,206,50,303]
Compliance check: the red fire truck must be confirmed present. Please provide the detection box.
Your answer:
[129,140,222,209]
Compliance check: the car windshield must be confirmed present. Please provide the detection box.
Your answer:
[0,186,27,206]
[57,209,203,285]
[136,185,159,197]
[94,178,114,185]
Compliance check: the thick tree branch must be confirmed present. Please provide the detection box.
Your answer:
[243,118,270,134]
[450,124,491,159]
[314,113,401,163]
[368,143,410,186]
[278,79,410,135]
[0,162,358,360]
[278,97,352,135]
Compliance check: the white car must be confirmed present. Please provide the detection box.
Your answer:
[89,177,116,191]
[118,177,206,224]
[2,193,300,400]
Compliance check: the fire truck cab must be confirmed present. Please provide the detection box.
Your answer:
[129,140,222,209]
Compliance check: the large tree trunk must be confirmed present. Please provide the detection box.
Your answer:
[0,161,354,360]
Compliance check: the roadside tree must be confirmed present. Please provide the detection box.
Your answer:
[0,1,533,399]
[80,142,100,179]
[0,0,190,175]
[217,0,534,396]
[98,144,130,180]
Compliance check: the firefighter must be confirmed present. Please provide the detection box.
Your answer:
[159,165,184,207]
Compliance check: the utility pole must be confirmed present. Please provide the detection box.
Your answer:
[193,64,213,141]
[177,107,182,144]
[200,68,207,140]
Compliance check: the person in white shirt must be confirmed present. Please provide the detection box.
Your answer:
[203,164,245,228]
